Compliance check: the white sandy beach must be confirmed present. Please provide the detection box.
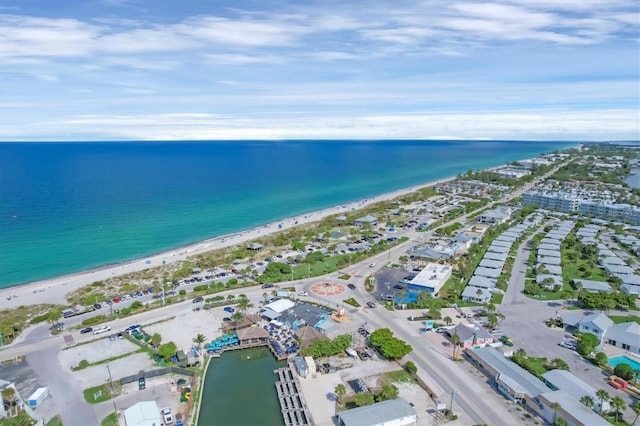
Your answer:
[0,175,458,310]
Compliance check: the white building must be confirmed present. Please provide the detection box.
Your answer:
[337,398,417,426]
[542,369,610,412]
[123,401,162,426]
[604,322,640,354]
[261,298,296,320]
[408,263,452,295]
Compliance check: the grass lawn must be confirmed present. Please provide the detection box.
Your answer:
[491,293,504,304]
[562,247,609,283]
[520,357,548,378]
[608,315,640,324]
[45,415,63,426]
[384,369,417,384]
[83,384,114,404]
[100,412,118,426]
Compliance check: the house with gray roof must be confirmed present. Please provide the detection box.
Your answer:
[538,248,560,258]
[621,284,640,298]
[604,321,640,354]
[537,255,561,266]
[483,251,508,262]
[496,235,516,243]
[337,398,417,426]
[478,258,504,270]
[475,266,501,279]
[577,312,613,341]
[536,274,563,290]
[487,244,509,254]
[448,324,495,349]
[467,347,549,407]
[535,263,562,276]
[537,391,609,426]
[618,274,640,286]
[476,206,512,225]
[574,279,612,293]
[491,239,512,248]
[468,275,496,289]
[541,370,610,412]
[600,256,625,266]
[461,286,492,303]
[604,264,634,275]
[538,243,560,252]
[354,214,378,228]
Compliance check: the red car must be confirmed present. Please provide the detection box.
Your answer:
[112,297,120,303]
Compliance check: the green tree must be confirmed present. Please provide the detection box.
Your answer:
[369,328,412,359]
[550,402,561,425]
[594,352,608,367]
[405,361,417,375]
[231,311,243,329]
[576,332,599,356]
[334,384,346,404]
[555,417,567,426]
[596,389,610,415]
[157,342,177,361]
[631,400,640,426]
[550,358,570,371]
[614,362,634,381]
[151,333,162,348]
[354,391,375,407]
[47,308,63,331]
[379,384,399,401]
[236,296,254,316]
[580,395,594,410]
[610,396,626,423]
[443,316,452,326]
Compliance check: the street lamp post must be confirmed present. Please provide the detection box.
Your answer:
[449,389,459,419]
[106,363,118,416]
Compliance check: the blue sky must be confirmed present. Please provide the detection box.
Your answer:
[1,0,638,141]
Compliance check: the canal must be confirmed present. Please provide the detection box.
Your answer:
[198,347,286,426]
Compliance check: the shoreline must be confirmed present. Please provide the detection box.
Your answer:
[0,173,460,308]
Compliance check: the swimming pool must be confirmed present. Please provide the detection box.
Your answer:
[608,355,640,371]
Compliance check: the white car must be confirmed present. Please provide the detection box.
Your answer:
[369,262,376,267]
[161,407,173,425]
[297,291,308,297]
[93,325,111,335]
[558,341,577,350]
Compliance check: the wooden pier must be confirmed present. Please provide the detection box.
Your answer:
[274,365,312,426]
[215,341,289,361]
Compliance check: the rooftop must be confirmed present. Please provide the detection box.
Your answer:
[337,398,416,426]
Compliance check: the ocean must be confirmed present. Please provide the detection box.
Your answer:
[0,140,577,287]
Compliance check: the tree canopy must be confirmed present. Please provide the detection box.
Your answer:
[369,328,412,359]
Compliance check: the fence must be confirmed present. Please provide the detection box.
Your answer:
[120,366,194,385]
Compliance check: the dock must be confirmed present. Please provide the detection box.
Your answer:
[274,365,312,426]
[217,341,289,361]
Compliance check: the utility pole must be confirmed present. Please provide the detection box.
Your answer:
[106,363,118,416]
[449,389,459,419]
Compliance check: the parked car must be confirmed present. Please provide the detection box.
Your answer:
[93,303,102,310]
[490,328,503,335]
[161,407,173,425]
[261,283,274,289]
[80,327,93,334]
[366,301,376,308]
[369,262,376,267]
[138,377,146,390]
[223,306,235,313]
[192,296,203,303]
[297,291,308,297]
[94,325,111,335]
[558,341,577,350]
[347,284,356,290]
[500,336,514,347]
[222,317,231,322]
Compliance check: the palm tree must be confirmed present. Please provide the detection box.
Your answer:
[486,302,496,315]
[193,333,206,350]
[579,395,594,410]
[450,334,460,360]
[550,402,561,425]
[236,297,254,316]
[596,389,610,415]
[1,386,17,416]
[610,396,626,423]
[443,316,452,326]
[555,417,567,426]
[231,311,243,330]
[631,400,640,426]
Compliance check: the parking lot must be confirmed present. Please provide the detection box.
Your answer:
[143,305,223,351]
[373,267,413,301]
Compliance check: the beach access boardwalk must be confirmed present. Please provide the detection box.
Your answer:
[274,364,312,426]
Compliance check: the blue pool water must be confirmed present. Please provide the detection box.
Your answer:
[608,355,640,371]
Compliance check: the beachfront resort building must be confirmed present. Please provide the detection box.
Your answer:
[406,263,452,295]
[337,398,417,426]
[354,214,378,228]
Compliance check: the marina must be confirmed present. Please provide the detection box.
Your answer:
[274,365,312,426]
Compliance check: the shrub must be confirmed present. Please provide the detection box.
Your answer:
[82,315,106,326]
[614,362,634,381]
[595,352,608,367]
[193,285,208,292]
[405,361,418,374]
[78,359,89,369]
[343,298,360,307]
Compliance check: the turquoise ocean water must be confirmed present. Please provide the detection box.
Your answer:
[0,140,577,287]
